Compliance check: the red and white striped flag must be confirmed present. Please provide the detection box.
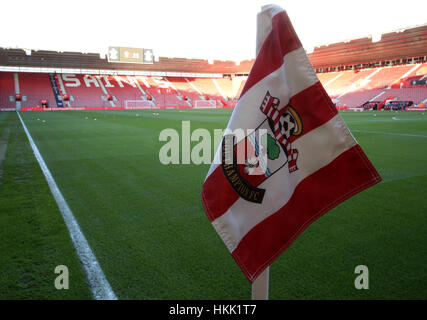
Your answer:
[201,5,382,282]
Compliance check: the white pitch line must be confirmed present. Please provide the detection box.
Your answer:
[16,112,117,300]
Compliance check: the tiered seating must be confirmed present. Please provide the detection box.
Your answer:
[2,63,424,110]
[163,77,193,106]
[214,78,238,99]
[59,74,104,107]
[0,72,16,109]
[328,63,427,107]
[190,78,222,100]
[214,78,249,107]
[325,69,375,97]
[416,64,427,77]
[235,78,247,99]
[19,73,57,108]
[381,88,426,104]
[142,77,187,107]
[324,71,357,97]
[337,89,385,108]
[399,63,427,87]
[364,65,414,90]
[100,75,145,107]
[317,72,340,87]
[167,77,202,105]
[402,75,424,85]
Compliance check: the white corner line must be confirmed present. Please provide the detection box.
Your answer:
[16,111,118,300]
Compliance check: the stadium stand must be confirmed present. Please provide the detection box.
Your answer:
[378,87,426,103]
[166,77,202,106]
[1,68,424,110]
[0,72,16,110]
[186,77,227,107]
[234,78,247,99]
[190,78,221,98]
[213,78,235,99]
[322,69,376,97]
[0,24,425,110]
[332,63,427,107]
[317,72,341,87]
[336,89,386,108]
[59,74,105,107]
[99,75,146,108]
[363,65,415,90]
[18,73,57,108]
[143,76,186,107]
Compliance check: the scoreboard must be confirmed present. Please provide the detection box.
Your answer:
[107,47,154,64]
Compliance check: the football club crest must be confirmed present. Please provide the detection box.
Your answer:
[222,91,303,203]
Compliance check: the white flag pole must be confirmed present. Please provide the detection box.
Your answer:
[251,266,270,300]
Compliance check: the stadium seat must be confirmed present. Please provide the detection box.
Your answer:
[0,72,17,110]
[19,73,57,108]
[59,74,105,107]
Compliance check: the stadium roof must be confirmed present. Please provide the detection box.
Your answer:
[1,23,425,75]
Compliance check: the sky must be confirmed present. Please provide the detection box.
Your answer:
[1,0,426,62]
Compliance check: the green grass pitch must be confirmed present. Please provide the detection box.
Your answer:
[0,109,426,299]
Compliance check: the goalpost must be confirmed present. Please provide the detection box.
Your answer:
[125,100,154,109]
[194,100,218,109]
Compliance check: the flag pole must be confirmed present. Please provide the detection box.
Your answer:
[251,266,269,300]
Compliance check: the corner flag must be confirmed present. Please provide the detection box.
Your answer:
[201,4,381,283]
